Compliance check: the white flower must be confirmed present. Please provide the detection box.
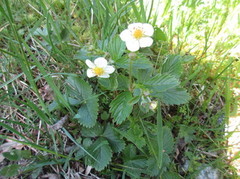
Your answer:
[149,101,158,111]
[120,23,154,52]
[85,57,115,78]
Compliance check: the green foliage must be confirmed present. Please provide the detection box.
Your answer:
[85,137,113,171]
[154,28,167,41]
[110,92,134,124]
[66,77,99,127]
[107,36,126,60]
[116,122,146,151]
[179,125,196,143]
[0,164,20,177]
[163,126,174,154]
[161,55,183,78]
[3,149,31,161]
[98,74,118,90]
[156,88,191,105]
[1,0,237,178]
[102,124,125,153]
[144,74,180,92]
[116,55,153,70]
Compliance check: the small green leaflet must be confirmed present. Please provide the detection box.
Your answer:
[98,74,118,91]
[144,74,180,92]
[155,88,191,105]
[103,124,125,153]
[116,56,153,70]
[163,126,174,154]
[110,91,134,124]
[0,164,20,177]
[107,36,126,61]
[66,77,99,128]
[85,137,112,171]
[161,55,183,78]
[154,28,167,41]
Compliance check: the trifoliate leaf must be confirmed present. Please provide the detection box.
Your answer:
[85,138,112,171]
[66,77,98,127]
[154,88,191,105]
[110,91,133,124]
[145,74,180,92]
[162,55,182,78]
[103,124,125,153]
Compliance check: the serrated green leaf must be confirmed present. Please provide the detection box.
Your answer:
[103,124,125,153]
[134,68,153,83]
[110,92,133,124]
[81,123,104,137]
[115,124,146,151]
[116,56,153,70]
[74,102,98,128]
[146,153,171,177]
[162,171,181,179]
[66,77,98,127]
[117,75,129,90]
[145,74,180,92]
[74,47,98,61]
[179,125,195,143]
[162,55,182,78]
[124,159,148,178]
[85,138,112,171]
[123,144,137,160]
[155,88,191,105]
[98,74,118,90]
[163,127,174,154]
[0,164,19,177]
[108,36,126,60]
[147,157,160,176]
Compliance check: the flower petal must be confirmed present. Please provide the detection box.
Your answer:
[104,65,115,74]
[128,23,143,32]
[94,57,108,68]
[139,37,153,48]
[120,29,132,42]
[85,59,95,68]
[99,73,110,78]
[87,69,96,78]
[142,23,154,36]
[125,39,140,52]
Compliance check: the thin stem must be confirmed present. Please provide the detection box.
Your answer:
[157,99,163,169]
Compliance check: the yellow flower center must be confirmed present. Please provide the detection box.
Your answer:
[93,67,104,76]
[133,29,143,39]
